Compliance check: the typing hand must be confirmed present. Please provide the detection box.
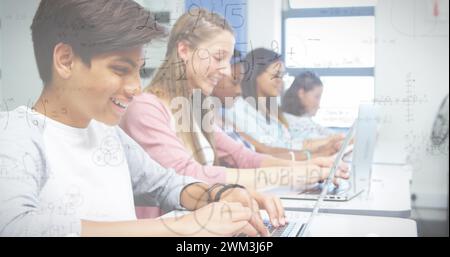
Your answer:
[293,161,349,187]
[330,133,346,150]
[248,190,286,228]
[217,187,283,236]
[180,202,256,237]
[314,135,344,157]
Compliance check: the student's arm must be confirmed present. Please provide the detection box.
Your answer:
[116,127,274,235]
[81,183,261,237]
[80,179,272,237]
[214,126,269,168]
[80,217,187,236]
[224,103,340,158]
[117,126,208,212]
[211,127,348,190]
[302,134,344,156]
[0,136,256,237]
[80,201,258,237]
[0,126,82,236]
[212,128,340,187]
[120,95,226,184]
[238,132,311,160]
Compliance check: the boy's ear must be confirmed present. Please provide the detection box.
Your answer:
[297,88,305,99]
[53,43,75,80]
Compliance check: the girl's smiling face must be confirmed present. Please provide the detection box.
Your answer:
[180,31,235,96]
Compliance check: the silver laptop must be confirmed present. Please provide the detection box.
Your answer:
[264,104,378,202]
[264,217,308,237]
[236,204,314,237]
[256,186,327,237]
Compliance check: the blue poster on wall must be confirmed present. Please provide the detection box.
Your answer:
[185,0,248,53]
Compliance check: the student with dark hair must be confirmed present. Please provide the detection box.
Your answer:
[213,61,322,161]
[224,48,343,160]
[0,0,275,237]
[282,71,335,140]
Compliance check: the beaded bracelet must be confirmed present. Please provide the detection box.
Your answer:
[213,184,246,202]
[206,183,225,203]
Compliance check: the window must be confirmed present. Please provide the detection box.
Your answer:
[282,1,376,128]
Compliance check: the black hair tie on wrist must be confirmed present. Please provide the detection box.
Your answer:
[214,184,246,202]
[206,183,225,203]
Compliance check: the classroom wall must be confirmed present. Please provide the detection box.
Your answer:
[185,0,248,53]
[247,0,282,50]
[134,0,185,87]
[375,0,448,212]
[0,15,3,101]
[0,0,185,105]
[0,0,41,110]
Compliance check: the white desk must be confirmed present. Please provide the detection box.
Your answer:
[162,210,417,237]
[282,211,417,237]
[274,164,413,218]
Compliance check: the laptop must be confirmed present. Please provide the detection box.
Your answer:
[254,122,372,237]
[263,123,371,237]
[236,210,312,237]
[248,189,324,237]
[263,104,378,202]
[264,218,308,237]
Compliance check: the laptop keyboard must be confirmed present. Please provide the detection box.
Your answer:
[265,220,305,237]
[234,218,306,237]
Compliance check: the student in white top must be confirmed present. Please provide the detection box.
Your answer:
[281,71,339,141]
[0,0,284,237]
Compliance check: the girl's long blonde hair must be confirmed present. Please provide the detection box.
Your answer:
[145,8,234,165]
